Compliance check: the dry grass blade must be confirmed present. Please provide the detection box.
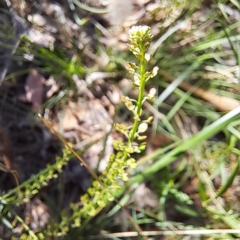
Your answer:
[0,127,19,187]
[159,69,240,112]
[102,229,240,238]
[38,114,99,181]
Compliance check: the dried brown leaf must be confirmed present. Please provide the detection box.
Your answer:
[25,70,45,111]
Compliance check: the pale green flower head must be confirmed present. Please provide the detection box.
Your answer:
[128,26,152,44]
[128,26,152,57]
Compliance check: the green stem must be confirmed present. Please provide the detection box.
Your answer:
[120,43,147,177]
[129,43,147,143]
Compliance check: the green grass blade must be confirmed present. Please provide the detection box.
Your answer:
[156,61,201,106]
[120,106,240,192]
[215,157,240,198]
[193,34,240,52]
[72,0,108,14]
[230,0,240,9]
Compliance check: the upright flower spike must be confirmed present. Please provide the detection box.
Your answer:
[126,26,158,143]
[64,26,157,231]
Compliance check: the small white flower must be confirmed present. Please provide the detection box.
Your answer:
[145,53,151,61]
[148,88,156,99]
[151,66,159,77]
[138,122,148,133]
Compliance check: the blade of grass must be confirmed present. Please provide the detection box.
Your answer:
[215,157,240,198]
[159,69,240,112]
[156,61,201,106]
[150,20,188,56]
[230,0,240,9]
[192,34,240,52]
[117,106,240,195]
[72,0,108,14]
[38,114,99,181]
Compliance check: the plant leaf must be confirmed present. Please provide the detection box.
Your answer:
[216,157,240,198]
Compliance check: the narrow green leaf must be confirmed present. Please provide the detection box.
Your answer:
[215,157,240,198]
[198,180,207,201]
